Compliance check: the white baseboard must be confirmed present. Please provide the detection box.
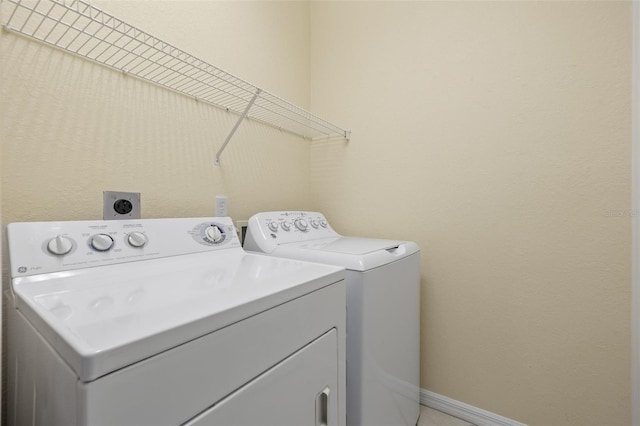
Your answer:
[420,389,527,426]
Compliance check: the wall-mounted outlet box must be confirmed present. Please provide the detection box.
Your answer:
[103,191,141,220]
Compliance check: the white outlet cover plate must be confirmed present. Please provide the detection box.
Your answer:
[215,195,228,216]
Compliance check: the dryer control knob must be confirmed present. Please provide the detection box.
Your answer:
[310,219,319,228]
[268,222,279,232]
[204,225,224,243]
[294,218,308,232]
[47,235,73,256]
[319,219,328,228]
[127,232,147,248]
[91,234,114,252]
[281,221,291,231]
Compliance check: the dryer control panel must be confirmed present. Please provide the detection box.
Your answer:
[244,211,340,253]
[8,217,240,277]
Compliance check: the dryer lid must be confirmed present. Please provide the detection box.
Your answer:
[10,251,344,382]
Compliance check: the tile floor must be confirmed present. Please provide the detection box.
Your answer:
[417,405,474,426]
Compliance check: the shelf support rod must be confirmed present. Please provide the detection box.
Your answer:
[215,88,261,166]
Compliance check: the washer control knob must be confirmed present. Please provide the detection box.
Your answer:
[91,234,114,252]
[268,222,279,232]
[127,232,147,248]
[47,235,73,256]
[310,219,319,229]
[319,219,328,228]
[281,221,291,231]
[204,225,224,243]
[294,218,308,232]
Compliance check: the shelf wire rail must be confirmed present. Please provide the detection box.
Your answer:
[2,0,351,164]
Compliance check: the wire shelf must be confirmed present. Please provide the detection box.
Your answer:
[2,0,350,161]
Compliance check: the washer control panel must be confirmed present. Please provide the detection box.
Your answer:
[8,217,240,277]
[244,212,340,253]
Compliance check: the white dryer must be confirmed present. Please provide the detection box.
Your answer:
[6,217,346,426]
[244,211,420,426]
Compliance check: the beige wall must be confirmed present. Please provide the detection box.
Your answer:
[310,1,632,425]
[1,0,313,226]
[1,1,634,425]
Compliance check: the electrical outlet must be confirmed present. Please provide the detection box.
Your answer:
[103,191,141,220]
[215,195,228,217]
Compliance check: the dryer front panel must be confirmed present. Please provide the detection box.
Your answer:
[186,329,339,426]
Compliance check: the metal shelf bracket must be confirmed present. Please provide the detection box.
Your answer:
[215,89,261,166]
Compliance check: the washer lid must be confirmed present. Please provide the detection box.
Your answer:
[275,237,420,271]
[10,250,344,382]
[295,237,402,255]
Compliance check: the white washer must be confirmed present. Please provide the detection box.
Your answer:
[244,211,421,426]
[6,217,346,426]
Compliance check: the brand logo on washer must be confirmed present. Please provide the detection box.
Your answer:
[18,267,27,273]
